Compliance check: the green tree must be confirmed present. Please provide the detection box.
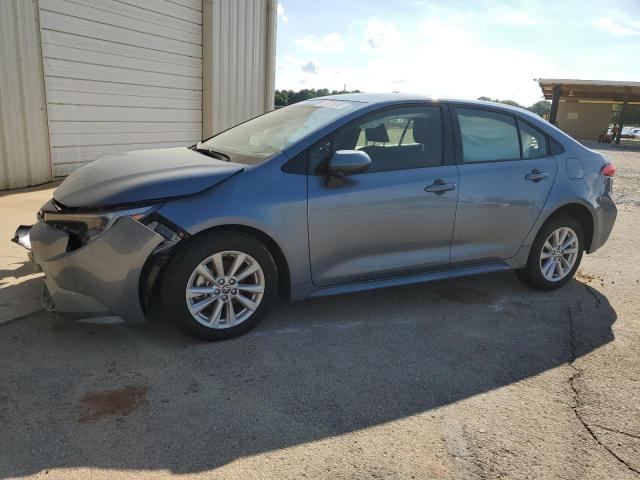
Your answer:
[527,100,551,118]
[274,88,362,107]
[274,90,289,107]
[478,96,553,118]
[477,97,522,108]
[498,99,523,108]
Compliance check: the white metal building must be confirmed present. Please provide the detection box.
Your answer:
[0,0,276,189]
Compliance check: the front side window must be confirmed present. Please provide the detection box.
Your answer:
[457,108,520,163]
[312,106,442,174]
[199,99,358,165]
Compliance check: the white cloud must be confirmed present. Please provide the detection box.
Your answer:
[294,33,344,52]
[277,3,288,23]
[361,20,401,52]
[491,9,541,26]
[594,17,640,36]
[277,6,555,105]
[301,61,319,74]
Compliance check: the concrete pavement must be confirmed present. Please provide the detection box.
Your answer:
[0,182,58,325]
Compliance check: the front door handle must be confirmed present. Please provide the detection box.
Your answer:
[425,179,456,194]
[525,169,549,182]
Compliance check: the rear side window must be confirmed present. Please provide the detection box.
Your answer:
[519,120,548,159]
[456,108,520,163]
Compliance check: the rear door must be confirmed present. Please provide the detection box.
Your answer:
[451,106,557,264]
[307,104,459,286]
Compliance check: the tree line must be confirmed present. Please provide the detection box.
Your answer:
[477,97,551,117]
[275,89,361,107]
[274,89,552,118]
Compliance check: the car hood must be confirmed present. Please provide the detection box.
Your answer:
[54,147,243,209]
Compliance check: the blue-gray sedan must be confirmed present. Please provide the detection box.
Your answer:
[13,94,617,340]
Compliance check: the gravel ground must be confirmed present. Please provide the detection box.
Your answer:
[0,146,638,479]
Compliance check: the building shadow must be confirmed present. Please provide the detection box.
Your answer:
[0,260,43,323]
[0,272,616,477]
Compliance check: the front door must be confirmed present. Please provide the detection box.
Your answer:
[307,105,459,287]
[451,106,558,263]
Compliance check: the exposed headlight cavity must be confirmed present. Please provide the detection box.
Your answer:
[43,206,158,251]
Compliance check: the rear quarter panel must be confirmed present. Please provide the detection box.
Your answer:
[520,146,615,254]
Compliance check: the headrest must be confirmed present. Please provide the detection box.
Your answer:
[412,117,429,144]
[365,123,389,143]
[335,126,361,150]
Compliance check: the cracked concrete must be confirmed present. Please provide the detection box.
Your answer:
[566,284,640,477]
[0,146,638,479]
[568,355,639,476]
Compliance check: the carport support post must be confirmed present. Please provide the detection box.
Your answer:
[615,88,630,145]
[548,84,561,125]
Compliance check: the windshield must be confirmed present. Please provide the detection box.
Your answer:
[198,99,358,165]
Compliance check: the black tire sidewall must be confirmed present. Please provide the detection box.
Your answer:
[521,215,584,291]
[162,231,278,341]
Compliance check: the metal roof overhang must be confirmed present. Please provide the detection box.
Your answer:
[538,78,640,103]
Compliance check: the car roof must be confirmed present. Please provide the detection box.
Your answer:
[314,92,540,118]
[289,92,587,158]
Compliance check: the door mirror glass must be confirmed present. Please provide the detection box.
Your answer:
[328,150,371,175]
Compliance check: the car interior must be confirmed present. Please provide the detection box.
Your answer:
[334,115,442,173]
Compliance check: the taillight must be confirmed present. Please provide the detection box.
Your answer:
[600,163,616,177]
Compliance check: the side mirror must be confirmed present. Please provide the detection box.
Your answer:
[328,150,371,176]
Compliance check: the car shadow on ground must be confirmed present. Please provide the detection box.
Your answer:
[0,271,616,477]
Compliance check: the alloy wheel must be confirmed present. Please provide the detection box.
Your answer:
[539,227,579,282]
[185,250,265,329]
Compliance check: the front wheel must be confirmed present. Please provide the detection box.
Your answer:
[516,215,584,291]
[162,231,278,341]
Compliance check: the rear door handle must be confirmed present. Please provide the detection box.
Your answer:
[425,179,456,194]
[525,169,549,182]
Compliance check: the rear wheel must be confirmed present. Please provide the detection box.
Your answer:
[162,231,278,340]
[516,215,584,291]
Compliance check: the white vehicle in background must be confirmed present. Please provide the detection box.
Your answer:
[620,127,640,139]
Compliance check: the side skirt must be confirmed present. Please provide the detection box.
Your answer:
[306,261,511,299]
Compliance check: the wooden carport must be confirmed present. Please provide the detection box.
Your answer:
[538,79,640,143]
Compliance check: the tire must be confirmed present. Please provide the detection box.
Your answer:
[516,215,584,291]
[162,230,278,341]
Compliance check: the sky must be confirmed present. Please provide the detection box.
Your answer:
[275,0,640,106]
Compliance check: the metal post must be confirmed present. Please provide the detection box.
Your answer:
[549,84,561,125]
[615,87,630,144]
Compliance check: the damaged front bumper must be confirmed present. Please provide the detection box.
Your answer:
[12,225,39,269]
[13,216,165,324]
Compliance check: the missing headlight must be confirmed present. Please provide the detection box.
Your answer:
[42,206,158,251]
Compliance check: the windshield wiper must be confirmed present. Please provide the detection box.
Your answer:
[190,144,231,162]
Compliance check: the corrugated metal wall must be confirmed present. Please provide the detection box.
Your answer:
[1,0,277,188]
[38,0,204,176]
[203,0,277,136]
[0,0,53,190]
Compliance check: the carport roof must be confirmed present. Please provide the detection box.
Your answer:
[538,78,640,103]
